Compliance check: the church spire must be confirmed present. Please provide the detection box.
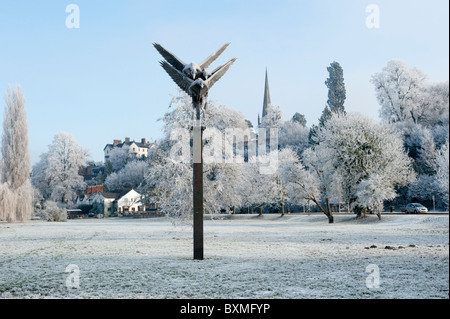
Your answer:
[262,68,271,119]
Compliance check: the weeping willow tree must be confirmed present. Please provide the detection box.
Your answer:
[0,85,32,222]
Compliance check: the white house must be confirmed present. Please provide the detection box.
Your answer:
[117,189,144,213]
[104,137,154,163]
[76,186,146,215]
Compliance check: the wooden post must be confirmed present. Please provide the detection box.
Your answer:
[192,100,204,260]
[153,42,236,261]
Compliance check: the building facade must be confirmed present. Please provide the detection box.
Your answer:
[104,137,154,163]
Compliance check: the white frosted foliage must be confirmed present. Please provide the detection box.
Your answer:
[0,85,32,222]
[31,132,88,204]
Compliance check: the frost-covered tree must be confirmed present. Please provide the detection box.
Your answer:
[317,105,332,128]
[416,130,437,175]
[354,174,398,216]
[143,93,248,223]
[41,200,67,222]
[32,132,88,204]
[431,120,450,149]
[279,151,325,218]
[291,112,307,127]
[146,150,246,222]
[241,159,277,215]
[371,60,425,124]
[0,183,16,221]
[325,61,346,114]
[317,61,346,128]
[106,144,130,172]
[31,152,52,199]
[242,149,295,216]
[407,174,440,206]
[301,146,339,222]
[1,86,30,191]
[371,60,448,126]
[434,140,449,207]
[0,85,32,222]
[105,160,149,192]
[306,112,416,219]
[259,104,284,128]
[418,82,449,127]
[279,119,310,156]
[392,120,448,185]
[145,159,192,222]
[311,61,347,145]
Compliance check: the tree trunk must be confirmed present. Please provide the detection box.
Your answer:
[280,202,285,216]
[311,198,333,223]
[233,205,235,214]
[355,206,366,219]
[259,204,264,216]
[326,198,334,223]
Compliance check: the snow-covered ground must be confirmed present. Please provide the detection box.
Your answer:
[0,213,448,299]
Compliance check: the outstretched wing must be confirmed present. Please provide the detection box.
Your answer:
[199,42,231,71]
[204,58,237,91]
[159,61,193,96]
[153,43,186,72]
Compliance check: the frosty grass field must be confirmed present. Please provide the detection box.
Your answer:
[0,213,448,299]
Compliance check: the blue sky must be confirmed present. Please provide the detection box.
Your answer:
[0,0,448,165]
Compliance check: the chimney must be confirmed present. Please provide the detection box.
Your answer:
[113,139,121,146]
[125,137,130,143]
[141,138,146,144]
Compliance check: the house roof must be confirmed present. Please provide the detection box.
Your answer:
[116,188,140,198]
[134,142,151,148]
[102,192,119,199]
[104,140,152,151]
[104,144,114,150]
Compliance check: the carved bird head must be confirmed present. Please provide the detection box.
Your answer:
[182,62,203,80]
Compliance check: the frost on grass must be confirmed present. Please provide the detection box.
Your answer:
[0,214,448,299]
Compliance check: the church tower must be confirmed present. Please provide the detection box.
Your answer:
[258,68,271,126]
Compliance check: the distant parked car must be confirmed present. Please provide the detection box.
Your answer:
[405,203,428,214]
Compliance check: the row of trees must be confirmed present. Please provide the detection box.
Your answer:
[43,59,442,224]
[137,60,448,223]
[0,85,91,222]
[3,59,447,223]
[140,94,416,223]
[371,60,449,208]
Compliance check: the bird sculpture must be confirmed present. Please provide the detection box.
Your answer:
[153,42,236,110]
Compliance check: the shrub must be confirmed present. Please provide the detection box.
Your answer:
[41,201,67,222]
